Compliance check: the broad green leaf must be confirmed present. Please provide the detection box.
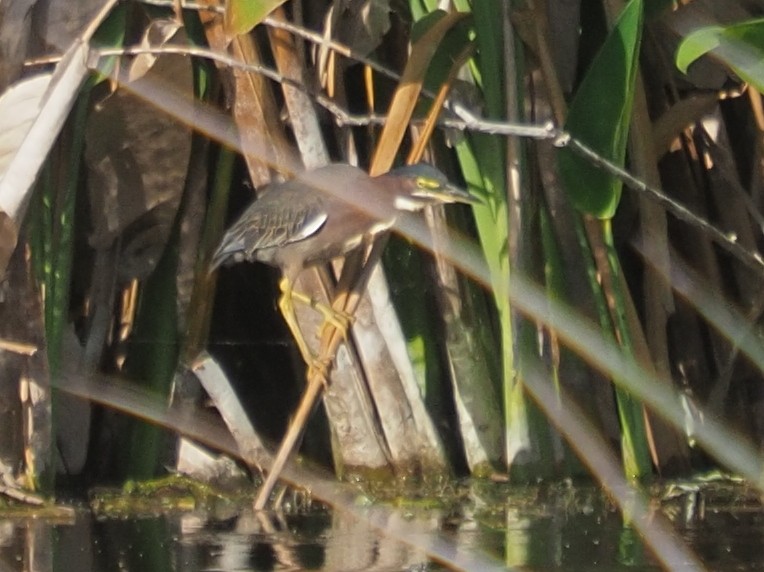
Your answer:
[676,18,764,92]
[675,26,724,73]
[453,0,503,116]
[224,0,287,37]
[557,0,644,219]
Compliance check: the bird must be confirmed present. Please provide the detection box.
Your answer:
[210,162,475,373]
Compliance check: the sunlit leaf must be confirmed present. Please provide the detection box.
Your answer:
[676,18,764,92]
[0,74,53,180]
[370,10,468,174]
[224,0,287,37]
[0,211,17,275]
[337,0,391,55]
[86,51,193,280]
[89,2,128,83]
[557,0,644,219]
[128,18,183,82]
[675,26,724,74]
[414,12,473,91]
[0,40,89,268]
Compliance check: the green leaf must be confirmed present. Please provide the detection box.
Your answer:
[89,3,128,84]
[676,18,764,92]
[412,12,473,116]
[453,0,503,116]
[675,26,724,73]
[410,8,448,42]
[224,0,287,36]
[557,0,644,219]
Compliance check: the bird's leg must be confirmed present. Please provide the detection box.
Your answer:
[281,283,354,341]
[277,276,332,386]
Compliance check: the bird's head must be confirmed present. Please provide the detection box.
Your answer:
[384,164,477,211]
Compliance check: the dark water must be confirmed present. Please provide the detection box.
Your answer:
[1,481,761,571]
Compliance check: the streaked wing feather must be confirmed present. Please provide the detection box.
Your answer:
[221,189,327,257]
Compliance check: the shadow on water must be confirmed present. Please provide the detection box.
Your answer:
[1,480,762,571]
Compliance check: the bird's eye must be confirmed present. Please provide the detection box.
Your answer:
[416,177,441,190]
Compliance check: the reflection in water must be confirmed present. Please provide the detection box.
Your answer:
[1,482,762,570]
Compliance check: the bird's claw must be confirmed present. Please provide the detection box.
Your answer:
[317,306,353,341]
[308,357,332,390]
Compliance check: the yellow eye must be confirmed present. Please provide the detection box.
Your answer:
[416,176,441,190]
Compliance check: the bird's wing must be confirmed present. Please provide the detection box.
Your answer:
[216,188,328,260]
[248,191,328,249]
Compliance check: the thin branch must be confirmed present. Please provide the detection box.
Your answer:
[140,0,224,12]
[139,0,534,128]
[556,134,764,275]
[94,44,555,138]
[89,44,764,276]
[0,338,38,355]
[139,0,418,86]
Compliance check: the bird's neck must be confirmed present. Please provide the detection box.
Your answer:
[393,194,427,212]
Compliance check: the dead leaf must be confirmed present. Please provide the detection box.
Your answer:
[318,0,391,92]
[0,40,90,279]
[31,0,104,51]
[224,0,287,38]
[85,48,193,280]
[370,11,468,175]
[0,73,53,179]
[652,93,719,158]
[330,0,391,56]
[128,18,184,83]
[0,210,17,277]
[0,0,36,91]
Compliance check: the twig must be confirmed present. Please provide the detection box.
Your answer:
[0,339,38,355]
[136,0,558,132]
[87,3,762,276]
[91,41,764,280]
[252,240,386,509]
[555,134,764,275]
[139,0,435,90]
[94,44,557,138]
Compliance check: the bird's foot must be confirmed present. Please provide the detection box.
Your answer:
[289,290,354,340]
[307,356,332,390]
[315,304,353,341]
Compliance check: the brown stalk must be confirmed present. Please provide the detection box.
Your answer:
[253,13,465,508]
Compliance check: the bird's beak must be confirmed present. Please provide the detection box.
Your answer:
[442,182,482,205]
[412,183,482,205]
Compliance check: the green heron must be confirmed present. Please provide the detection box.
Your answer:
[210,162,474,372]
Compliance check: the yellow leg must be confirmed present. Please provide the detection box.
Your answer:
[288,290,353,339]
[277,278,314,365]
[277,277,347,387]
[277,277,354,343]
